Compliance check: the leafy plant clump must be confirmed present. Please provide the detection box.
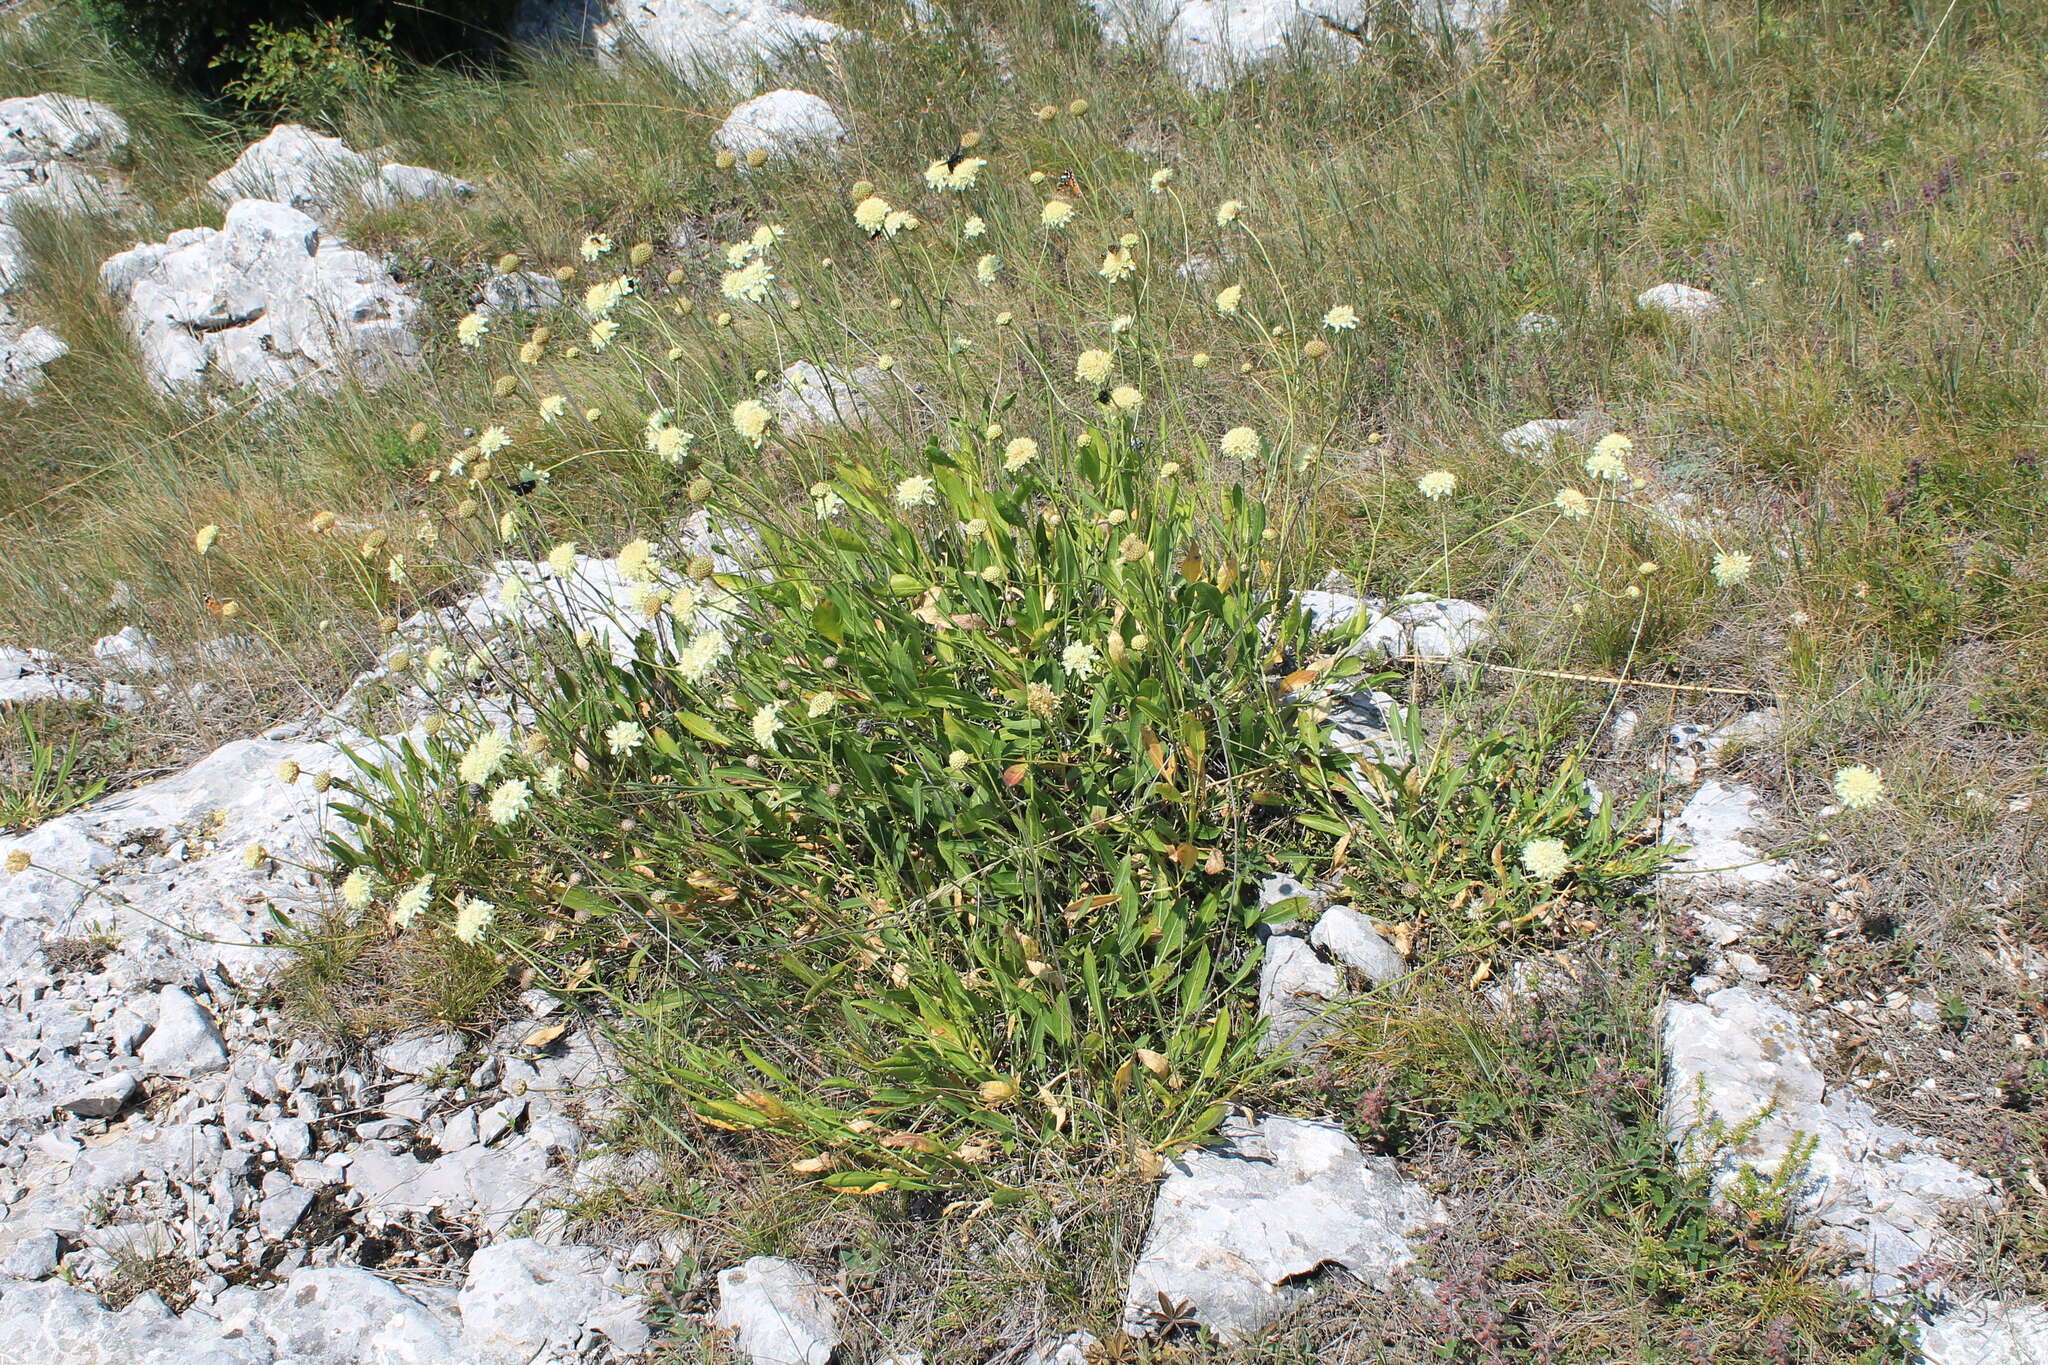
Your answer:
[328,390,1665,1190]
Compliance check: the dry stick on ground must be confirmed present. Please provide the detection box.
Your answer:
[1399,655,1782,702]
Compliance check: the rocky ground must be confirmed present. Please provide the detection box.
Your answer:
[4,0,2048,1362]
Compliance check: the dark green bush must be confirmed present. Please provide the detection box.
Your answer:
[78,0,520,101]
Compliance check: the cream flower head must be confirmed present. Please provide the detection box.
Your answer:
[1323,304,1359,331]
[453,895,495,944]
[1218,427,1260,461]
[1585,449,1628,482]
[1417,470,1457,500]
[1214,284,1243,315]
[895,475,938,508]
[1520,838,1570,882]
[1041,199,1075,230]
[732,398,773,446]
[853,196,891,233]
[488,778,532,826]
[1711,550,1753,587]
[1832,765,1885,810]
[1075,348,1114,384]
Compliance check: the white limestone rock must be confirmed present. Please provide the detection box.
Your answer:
[1663,985,1994,1300]
[207,125,474,220]
[594,0,851,93]
[376,1029,465,1077]
[767,359,888,433]
[1636,281,1721,319]
[0,94,129,224]
[0,309,66,399]
[138,985,230,1077]
[1663,779,1785,890]
[1286,590,1488,661]
[0,220,24,290]
[1090,0,1371,90]
[241,1266,471,1361]
[1309,905,1406,984]
[1026,1335,1099,1365]
[1354,594,1490,661]
[714,1255,840,1365]
[478,269,566,317]
[101,199,422,395]
[1919,1299,2048,1365]
[458,1239,647,1360]
[715,89,847,161]
[208,125,373,212]
[361,161,477,211]
[0,732,351,980]
[92,626,167,675]
[1121,1115,1444,1339]
[1499,416,1588,454]
[1257,933,1343,1052]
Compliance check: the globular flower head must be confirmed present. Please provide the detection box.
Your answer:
[393,875,433,928]
[456,312,488,346]
[1585,449,1628,481]
[963,215,987,239]
[1214,284,1243,315]
[751,702,785,749]
[895,475,938,509]
[883,208,920,238]
[732,398,773,446]
[853,196,891,234]
[1075,349,1114,385]
[458,729,513,786]
[453,894,496,944]
[1003,437,1039,471]
[1417,469,1458,500]
[1108,385,1143,412]
[1520,838,1570,882]
[488,778,531,826]
[1323,304,1359,331]
[1149,167,1174,193]
[1219,426,1260,461]
[340,868,374,909]
[677,629,727,683]
[605,720,645,757]
[975,253,1000,286]
[1832,764,1885,810]
[721,258,775,303]
[1711,550,1753,588]
[1554,487,1592,518]
[1098,247,1136,282]
[1041,199,1075,230]
[1061,641,1100,679]
[1215,199,1244,226]
[925,156,986,191]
